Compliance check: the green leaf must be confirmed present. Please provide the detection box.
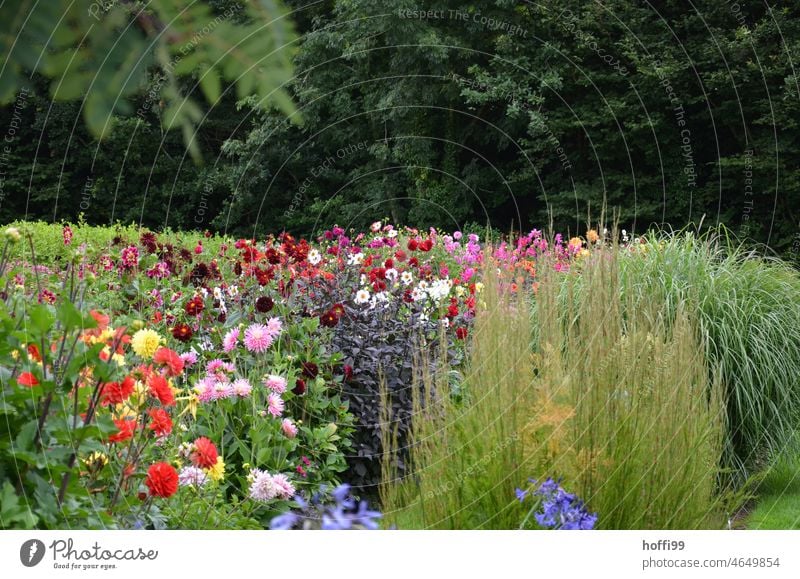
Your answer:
[198,66,222,104]
[27,305,55,334]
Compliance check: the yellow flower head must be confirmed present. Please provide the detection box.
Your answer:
[205,457,225,482]
[82,451,109,470]
[586,229,600,244]
[131,328,162,359]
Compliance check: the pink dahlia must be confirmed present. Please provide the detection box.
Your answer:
[281,418,298,438]
[244,323,274,353]
[271,473,296,499]
[232,378,252,397]
[248,468,277,501]
[265,317,283,339]
[222,328,240,353]
[267,393,284,417]
[265,375,287,394]
[178,466,208,488]
[180,350,198,367]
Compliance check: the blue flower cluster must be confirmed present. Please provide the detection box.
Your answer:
[517,477,598,530]
[270,484,382,530]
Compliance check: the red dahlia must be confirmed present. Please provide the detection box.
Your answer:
[16,372,39,387]
[292,379,306,396]
[145,462,179,498]
[101,376,136,405]
[154,347,184,377]
[419,239,433,252]
[319,310,338,328]
[147,374,175,407]
[171,323,193,342]
[301,362,319,379]
[407,239,419,251]
[191,437,219,468]
[147,408,173,436]
[255,296,275,313]
[456,327,469,340]
[109,418,136,443]
[185,296,204,316]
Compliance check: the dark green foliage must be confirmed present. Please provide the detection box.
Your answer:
[2,1,799,258]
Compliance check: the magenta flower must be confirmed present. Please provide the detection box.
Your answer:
[244,323,274,353]
[265,375,287,394]
[267,393,284,417]
[281,418,298,438]
[223,328,240,353]
[265,317,283,339]
[232,378,252,398]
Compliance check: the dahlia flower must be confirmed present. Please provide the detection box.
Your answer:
[131,328,162,359]
[267,393,285,417]
[244,323,274,353]
[265,375,287,394]
[222,328,240,353]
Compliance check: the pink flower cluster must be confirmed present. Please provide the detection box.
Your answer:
[248,469,295,501]
[195,359,251,403]
[242,318,282,353]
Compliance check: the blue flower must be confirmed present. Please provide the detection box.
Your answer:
[522,476,598,530]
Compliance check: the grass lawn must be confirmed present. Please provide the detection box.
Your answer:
[747,446,800,529]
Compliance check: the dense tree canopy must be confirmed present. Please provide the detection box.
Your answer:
[2,0,799,257]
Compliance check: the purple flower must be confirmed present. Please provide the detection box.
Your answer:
[520,477,598,530]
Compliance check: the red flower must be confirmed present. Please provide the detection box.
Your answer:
[27,344,42,362]
[147,374,175,406]
[319,310,338,328]
[265,248,281,265]
[101,376,136,405]
[147,408,173,437]
[190,437,218,468]
[342,364,353,382]
[331,303,346,318]
[300,362,319,379]
[419,239,433,252]
[109,418,136,443]
[17,372,39,387]
[407,239,419,251]
[255,296,275,313]
[153,347,184,377]
[409,257,419,267]
[185,296,204,316]
[145,462,179,498]
[456,327,469,340]
[292,379,306,396]
[171,323,193,343]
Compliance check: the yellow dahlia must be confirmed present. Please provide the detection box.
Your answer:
[131,328,162,359]
[205,457,225,482]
